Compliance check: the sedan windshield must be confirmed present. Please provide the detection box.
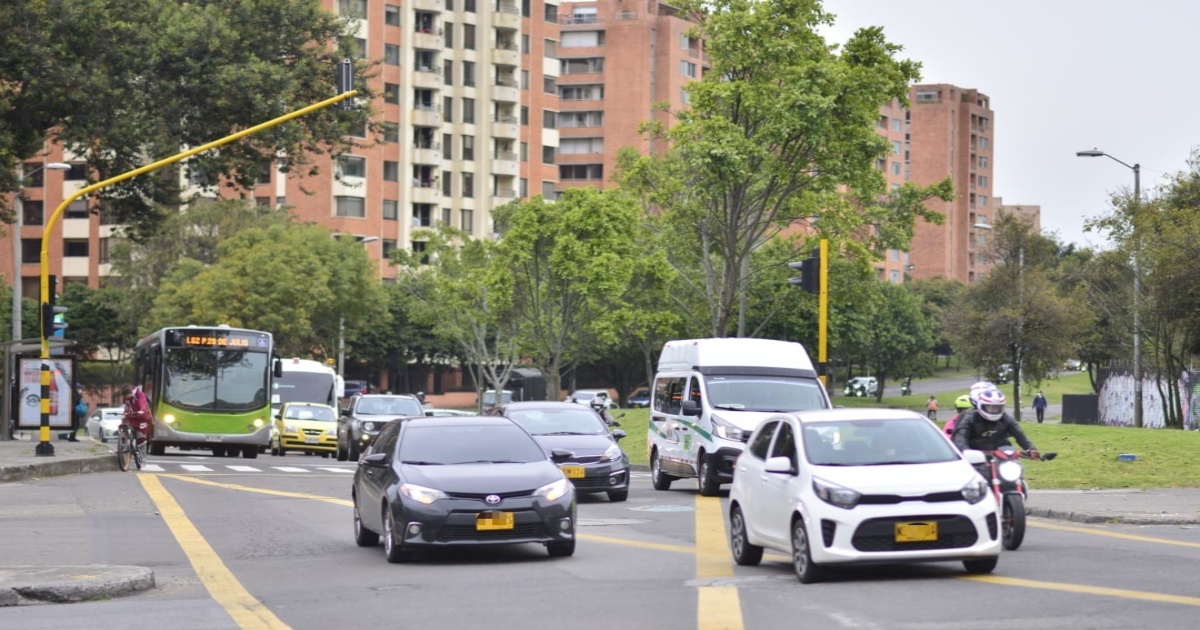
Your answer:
[355,397,424,416]
[282,405,336,422]
[705,375,826,412]
[505,408,608,436]
[398,425,547,465]
[803,418,959,466]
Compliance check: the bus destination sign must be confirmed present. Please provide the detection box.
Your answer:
[167,329,270,351]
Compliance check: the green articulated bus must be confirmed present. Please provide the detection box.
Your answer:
[133,325,280,459]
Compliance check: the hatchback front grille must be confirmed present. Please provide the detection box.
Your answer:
[851,515,979,552]
[444,490,533,500]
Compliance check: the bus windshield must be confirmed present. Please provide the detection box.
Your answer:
[164,349,269,411]
[273,372,337,408]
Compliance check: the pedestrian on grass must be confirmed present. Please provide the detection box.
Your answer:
[1033,390,1048,424]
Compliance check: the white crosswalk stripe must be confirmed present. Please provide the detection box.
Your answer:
[271,466,310,473]
[318,467,355,474]
[138,461,357,474]
[141,464,165,472]
[180,464,213,472]
[226,465,261,472]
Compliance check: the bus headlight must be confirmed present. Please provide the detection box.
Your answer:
[163,414,177,425]
[252,418,264,428]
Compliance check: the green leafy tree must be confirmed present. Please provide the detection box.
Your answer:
[619,0,950,337]
[865,283,935,402]
[907,277,965,367]
[1,0,376,235]
[1049,246,1123,393]
[353,284,455,395]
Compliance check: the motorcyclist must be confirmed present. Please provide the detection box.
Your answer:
[901,376,912,396]
[943,394,972,438]
[589,395,619,427]
[952,385,1038,458]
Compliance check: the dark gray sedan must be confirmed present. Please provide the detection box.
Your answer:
[351,416,578,563]
[488,401,631,502]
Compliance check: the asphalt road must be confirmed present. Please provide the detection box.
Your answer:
[4,450,1200,629]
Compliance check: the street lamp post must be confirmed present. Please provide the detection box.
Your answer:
[1077,149,1142,428]
[338,235,379,377]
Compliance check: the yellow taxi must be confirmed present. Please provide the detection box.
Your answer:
[270,402,339,457]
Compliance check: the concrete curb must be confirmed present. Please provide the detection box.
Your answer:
[0,565,155,606]
[0,453,119,484]
[1028,506,1200,525]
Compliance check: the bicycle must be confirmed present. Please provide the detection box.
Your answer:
[115,423,145,471]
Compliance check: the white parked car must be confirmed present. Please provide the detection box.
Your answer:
[86,407,125,443]
[728,408,1000,583]
[566,389,618,410]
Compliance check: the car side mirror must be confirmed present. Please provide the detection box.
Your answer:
[361,452,388,467]
[680,400,701,416]
[611,429,626,441]
[550,449,575,463]
[764,456,797,475]
[962,449,987,465]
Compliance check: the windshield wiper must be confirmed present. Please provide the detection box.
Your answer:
[712,404,746,410]
[452,459,526,465]
[400,460,444,465]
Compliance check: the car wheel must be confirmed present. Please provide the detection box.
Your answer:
[650,450,673,491]
[607,489,629,502]
[697,455,720,497]
[212,446,226,457]
[791,518,825,584]
[382,505,412,563]
[242,446,258,459]
[336,440,348,462]
[353,495,379,547]
[348,440,361,462]
[547,539,576,557]
[1002,493,1027,551]
[729,505,763,566]
[962,556,998,574]
[150,442,165,456]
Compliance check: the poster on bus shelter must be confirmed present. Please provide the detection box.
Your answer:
[17,358,74,429]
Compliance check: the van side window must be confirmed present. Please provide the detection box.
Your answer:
[654,377,685,415]
[770,422,797,468]
[747,421,778,460]
[688,378,703,406]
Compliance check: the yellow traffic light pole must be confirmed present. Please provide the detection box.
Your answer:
[33,89,359,456]
[818,238,828,389]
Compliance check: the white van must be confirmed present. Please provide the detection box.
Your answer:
[647,338,830,495]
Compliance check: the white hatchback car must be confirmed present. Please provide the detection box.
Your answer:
[728,408,1000,583]
[86,407,125,443]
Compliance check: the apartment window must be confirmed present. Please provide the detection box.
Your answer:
[384,83,400,104]
[891,140,901,154]
[441,207,452,226]
[463,61,475,87]
[21,200,44,225]
[465,0,475,12]
[64,239,88,257]
[521,70,530,89]
[979,156,989,168]
[384,3,400,24]
[464,24,476,49]
[352,37,367,59]
[979,137,989,150]
[383,122,400,143]
[520,142,528,161]
[444,22,454,47]
[462,172,474,197]
[336,196,366,218]
[878,115,888,129]
[892,118,902,132]
[412,204,433,227]
[340,0,368,17]
[383,199,399,220]
[541,181,557,201]
[978,195,988,207]
[979,175,988,187]
[891,161,901,176]
[382,240,397,259]
[561,31,603,47]
[65,199,90,219]
[560,138,603,155]
[544,4,557,23]
[338,156,367,178]
[521,106,529,125]
[442,171,452,196]
[680,61,696,78]
[96,237,112,264]
[542,145,556,164]
[522,34,530,53]
[65,163,87,180]
[445,0,453,10]
[543,110,557,129]
[384,44,400,65]
[443,96,453,122]
[462,97,476,124]
[559,165,603,180]
[562,57,604,74]
[383,161,399,182]
[255,197,271,207]
[520,178,528,198]
[543,76,557,93]
[462,135,475,160]
[544,39,557,57]
[559,84,603,100]
[681,88,690,105]
[559,111,603,128]
[444,59,453,85]
[21,163,45,187]
[915,89,939,103]
[411,241,429,265]
[442,133,453,159]
[461,209,474,233]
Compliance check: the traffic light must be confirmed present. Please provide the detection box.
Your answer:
[336,58,355,110]
[787,248,821,294]
[40,275,67,339]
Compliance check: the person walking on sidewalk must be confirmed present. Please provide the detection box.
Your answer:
[1033,390,1048,424]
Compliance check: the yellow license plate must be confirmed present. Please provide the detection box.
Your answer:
[476,511,514,531]
[559,465,585,479]
[895,521,938,543]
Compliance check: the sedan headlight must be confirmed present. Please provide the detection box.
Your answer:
[712,415,747,442]
[326,428,338,437]
[399,483,447,505]
[534,478,572,502]
[813,477,861,509]
[998,460,1023,483]
[284,425,298,434]
[601,443,623,462]
[961,478,990,504]
[362,421,378,432]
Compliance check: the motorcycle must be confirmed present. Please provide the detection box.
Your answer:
[982,446,1056,550]
[900,381,912,396]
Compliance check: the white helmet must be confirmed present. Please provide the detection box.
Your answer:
[976,388,1007,421]
[968,381,996,407]
[589,396,606,412]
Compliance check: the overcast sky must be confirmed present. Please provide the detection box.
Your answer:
[821,0,1199,249]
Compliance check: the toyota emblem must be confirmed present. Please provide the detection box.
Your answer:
[485,494,501,505]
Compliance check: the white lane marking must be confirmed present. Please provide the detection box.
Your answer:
[141,464,165,472]
[317,467,355,474]
[226,466,261,472]
[181,465,213,472]
[271,467,309,473]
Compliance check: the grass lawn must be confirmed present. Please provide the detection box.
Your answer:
[835,370,1094,416]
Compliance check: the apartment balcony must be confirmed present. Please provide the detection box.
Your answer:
[412,0,443,12]
[412,144,443,166]
[491,152,519,176]
[492,79,520,104]
[412,67,443,89]
[492,187,518,208]
[494,3,520,29]
[492,42,520,67]
[411,103,442,127]
[411,184,441,205]
[492,115,519,139]
[559,14,601,27]
[412,29,443,51]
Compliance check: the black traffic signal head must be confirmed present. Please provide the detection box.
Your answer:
[41,274,67,339]
[788,257,819,294]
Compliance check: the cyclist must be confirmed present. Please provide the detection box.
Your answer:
[121,385,154,446]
